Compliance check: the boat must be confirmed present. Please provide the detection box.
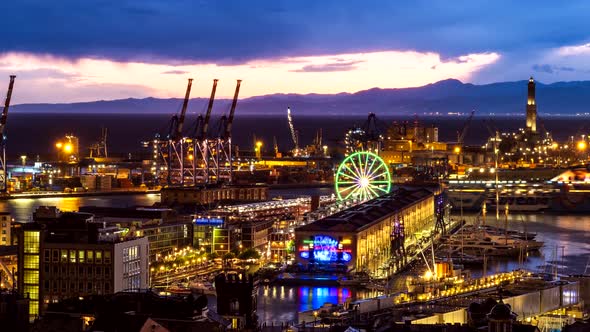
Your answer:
[338,272,370,286]
[167,284,192,295]
[190,281,216,296]
[446,167,590,213]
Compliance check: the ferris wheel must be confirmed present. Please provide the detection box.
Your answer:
[334,151,392,201]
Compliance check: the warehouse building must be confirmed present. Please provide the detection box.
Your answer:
[295,188,435,276]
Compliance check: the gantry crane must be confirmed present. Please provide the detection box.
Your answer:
[157,78,193,185]
[189,79,218,184]
[215,79,241,183]
[0,76,15,193]
[89,127,108,158]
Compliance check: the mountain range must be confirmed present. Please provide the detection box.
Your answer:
[11,79,590,116]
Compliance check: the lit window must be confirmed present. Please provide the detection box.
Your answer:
[23,231,40,254]
[86,251,93,263]
[69,250,76,263]
[104,251,111,264]
[95,251,102,264]
[78,250,85,263]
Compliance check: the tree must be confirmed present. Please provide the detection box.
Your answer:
[238,248,261,260]
[223,252,236,260]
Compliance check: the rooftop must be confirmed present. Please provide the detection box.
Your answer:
[296,188,433,233]
[161,183,268,191]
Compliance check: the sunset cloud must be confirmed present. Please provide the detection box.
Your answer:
[0,50,500,103]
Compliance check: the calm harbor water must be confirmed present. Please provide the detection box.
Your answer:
[2,192,590,322]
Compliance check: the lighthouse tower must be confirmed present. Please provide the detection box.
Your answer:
[526,77,537,133]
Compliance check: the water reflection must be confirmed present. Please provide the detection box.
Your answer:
[0,194,161,222]
[453,212,590,276]
[256,285,378,324]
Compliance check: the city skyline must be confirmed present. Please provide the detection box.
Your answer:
[1,1,590,103]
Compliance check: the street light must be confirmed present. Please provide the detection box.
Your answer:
[255,141,263,159]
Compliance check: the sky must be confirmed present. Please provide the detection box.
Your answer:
[1,0,590,103]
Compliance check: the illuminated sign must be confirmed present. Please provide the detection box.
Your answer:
[342,252,352,262]
[194,217,224,225]
[299,235,352,263]
[313,236,339,262]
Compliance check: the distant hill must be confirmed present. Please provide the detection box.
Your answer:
[11,79,590,115]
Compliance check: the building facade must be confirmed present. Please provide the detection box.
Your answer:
[17,207,149,319]
[161,184,268,205]
[79,206,191,262]
[0,212,11,246]
[295,188,435,277]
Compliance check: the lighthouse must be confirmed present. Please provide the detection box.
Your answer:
[526,77,537,133]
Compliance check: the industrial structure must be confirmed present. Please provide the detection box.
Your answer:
[151,79,242,186]
[344,112,383,156]
[0,76,16,193]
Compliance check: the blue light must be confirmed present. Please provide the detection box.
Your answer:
[313,235,339,262]
[194,217,224,225]
[342,252,352,262]
[300,251,309,259]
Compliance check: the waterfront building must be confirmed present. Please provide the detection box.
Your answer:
[160,183,268,205]
[191,215,232,255]
[237,219,274,252]
[79,206,191,262]
[17,207,149,319]
[295,188,435,276]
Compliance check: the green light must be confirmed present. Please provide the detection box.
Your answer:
[335,151,391,201]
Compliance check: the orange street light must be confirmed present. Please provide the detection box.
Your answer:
[63,143,73,153]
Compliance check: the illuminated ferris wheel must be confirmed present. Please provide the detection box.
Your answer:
[334,151,391,201]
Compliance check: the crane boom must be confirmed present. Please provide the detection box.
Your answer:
[223,80,242,139]
[174,78,193,139]
[0,75,16,141]
[201,79,218,139]
[457,110,475,144]
[287,107,298,150]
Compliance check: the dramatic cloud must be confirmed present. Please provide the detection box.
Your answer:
[0,1,589,101]
[0,1,589,64]
[532,64,575,74]
[0,50,499,103]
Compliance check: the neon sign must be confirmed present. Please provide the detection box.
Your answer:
[299,235,352,263]
[313,235,339,262]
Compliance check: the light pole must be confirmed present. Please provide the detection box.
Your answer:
[255,141,263,160]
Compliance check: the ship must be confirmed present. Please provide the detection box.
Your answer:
[446,167,590,212]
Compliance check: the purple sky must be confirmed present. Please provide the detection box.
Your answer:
[1,1,590,103]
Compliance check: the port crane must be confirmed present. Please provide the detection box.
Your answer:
[151,78,193,185]
[287,107,299,156]
[215,79,241,183]
[189,79,218,184]
[0,75,15,193]
[89,127,108,158]
[457,110,475,145]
